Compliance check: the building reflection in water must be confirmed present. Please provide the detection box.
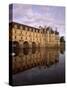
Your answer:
[60,47,65,54]
[12,47,65,74]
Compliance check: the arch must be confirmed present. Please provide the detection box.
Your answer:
[12,41,19,48]
[23,41,29,48]
[32,42,36,48]
[10,41,19,55]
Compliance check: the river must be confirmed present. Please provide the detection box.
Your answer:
[12,47,65,86]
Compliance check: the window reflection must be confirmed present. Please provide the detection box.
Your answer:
[12,47,64,74]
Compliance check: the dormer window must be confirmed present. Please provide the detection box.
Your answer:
[20,26,23,29]
[29,28,32,31]
[25,27,28,30]
[14,24,17,29]
[23,26,25,30]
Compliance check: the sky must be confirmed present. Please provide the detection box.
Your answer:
[9,4,65,36]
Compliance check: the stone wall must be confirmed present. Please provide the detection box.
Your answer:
[9,22,60,48]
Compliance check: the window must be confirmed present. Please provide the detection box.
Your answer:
[20,26,23,29]
[29,34,31,37]
[15,30,16,34]
[26,37,27,39]
[25,27,28,30]
[26,31,27,35]
[21,37,23,39]
[14,24,17,28]
[14,36,16,39]
[28,27,29,31]
[29,28,32,31]
[19,40,21,42]
[36,29,38,32]
[19,31,21,36]
[35,29,36,32]
[37,29,39,32]
[33,29,35,32]
[17,25,20,29]
[23,26,25,30]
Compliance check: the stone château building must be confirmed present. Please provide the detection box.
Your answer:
[9,22,60,48]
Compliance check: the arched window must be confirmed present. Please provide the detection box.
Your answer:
[23,41,29,48]
[32,42,36,48]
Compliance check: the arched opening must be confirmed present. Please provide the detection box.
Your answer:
[23,41,29,48]
[32,42,36,48]
[23,41,29,55]
[10,41,19,56]
[12,41,19,48]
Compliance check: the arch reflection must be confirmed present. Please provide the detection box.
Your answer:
[32,42,36,48]
[23,48,29,55]
[12,48,62,74]
[60,47,65,54]
[10,41,20,56]
[32,48,36,54]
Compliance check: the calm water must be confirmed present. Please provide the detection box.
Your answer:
[12,48,65,86]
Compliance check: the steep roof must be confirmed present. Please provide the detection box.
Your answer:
[9,22,40,30]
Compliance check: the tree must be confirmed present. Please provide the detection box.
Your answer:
[60,36,65,42]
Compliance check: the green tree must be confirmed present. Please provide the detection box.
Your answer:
[60,36,65,42]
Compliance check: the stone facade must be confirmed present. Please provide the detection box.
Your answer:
[9,22,60,48]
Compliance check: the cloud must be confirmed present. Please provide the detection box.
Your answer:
[9,4,65,36]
